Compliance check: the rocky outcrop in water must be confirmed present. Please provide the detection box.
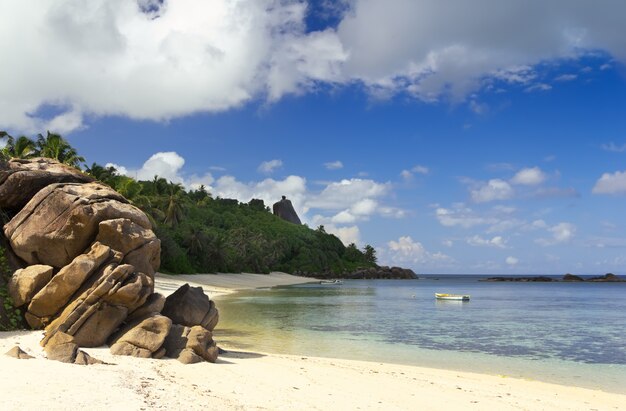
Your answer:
[272,196,301,225]
[562,273,584,281]
[587,273,625,282]
[483,276,554,282]
[1,158,219,364]
[296,265,418,279]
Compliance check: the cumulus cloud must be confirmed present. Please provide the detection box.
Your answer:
[401,165,429,180]
[307,178,390,210]
[384,236,452,266]
[505,256,519,266]
[601,142,626,153]
[4,1,626,132]
[536,222,577,246]
[0,0,347,133]
[511,167,547,186]
[467,235,507,248]
[593,171,626,194]
[258,159,283,174]
[470,179,514,203]
[324,160,344,170]
[136,152,186,183]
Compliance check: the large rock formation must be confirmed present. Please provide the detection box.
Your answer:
[1,158,219,365]
[0,157,93,211]
[272,196,302,225]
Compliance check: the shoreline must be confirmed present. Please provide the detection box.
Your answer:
[1,273,624,409]
[154,271,320,299]
[1,329,624,410]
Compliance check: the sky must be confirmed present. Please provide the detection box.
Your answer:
[2,0,626,274]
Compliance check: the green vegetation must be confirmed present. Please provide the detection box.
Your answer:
[0,130,376,275]
[0,130,85,167]
[85,167,376,274]
[0,246,23,331]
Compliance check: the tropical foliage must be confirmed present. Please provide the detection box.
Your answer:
[88,166,376,274]
[1,130,85,167]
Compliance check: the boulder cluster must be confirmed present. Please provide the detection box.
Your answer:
[1,158,219,364]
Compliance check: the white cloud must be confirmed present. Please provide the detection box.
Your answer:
[0,0,347,133]
[592,171,626,194]
[436,206,495,228]
[442,239,453,247]
[385,236,452,266]
[536,222,577,246]
[5,1,626,132]
[308,178,390,210]
[401,165,430,180]
[525,83,552,93]
[471,179,514,203]
[324,160,344,170]
[467,235,507,248]
[505,256,519,266]
[327,224,361,246]
[601,142,626,153]
[555,74,577,82]
[136,152,186,183]
[258,159,283,174]
[511,167,547,186]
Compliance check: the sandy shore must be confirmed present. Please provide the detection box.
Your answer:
[1,273,625,410]
[154,271,319,298]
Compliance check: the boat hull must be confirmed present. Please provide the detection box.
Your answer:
[435,293,470,301]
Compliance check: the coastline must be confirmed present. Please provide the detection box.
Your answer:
[1,273,624,410]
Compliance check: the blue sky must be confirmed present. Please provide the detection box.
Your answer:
[2,1,626,274]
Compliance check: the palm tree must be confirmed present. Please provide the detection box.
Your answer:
[1,135,36,159]
[35,131,85,168]
[163,182,186,227]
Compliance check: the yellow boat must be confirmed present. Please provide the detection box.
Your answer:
[435,293,470,301]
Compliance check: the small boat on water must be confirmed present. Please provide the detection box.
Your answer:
[320,280,343,285]
[435,293,470,301]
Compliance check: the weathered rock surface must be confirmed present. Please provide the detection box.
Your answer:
[161,283,219,331]
[5,346,34,359]
[0,158,93,211]
[8,264,54,307]
[272,196,302,225]
[109,314,172,358]
[42,262,152,347]
[163,324,219,364]
[96,218,160,276]
[4,182,151,268]
[27,243,115,325]
[127,292,166,322]
[44,331,103,365]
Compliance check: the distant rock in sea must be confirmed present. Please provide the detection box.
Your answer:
[483,276,554,282]
[587,273,625,282]
[272,195,302,225]
[562,273,584,281]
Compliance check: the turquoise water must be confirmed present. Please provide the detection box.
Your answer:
[213,276,626,393]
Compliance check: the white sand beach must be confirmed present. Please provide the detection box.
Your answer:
[1,273,625,411]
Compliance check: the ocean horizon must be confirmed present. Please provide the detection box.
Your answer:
[214,276,626,394]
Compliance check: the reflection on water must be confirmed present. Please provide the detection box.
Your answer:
[213,277,626,392]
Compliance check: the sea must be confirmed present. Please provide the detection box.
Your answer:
[212,275,626,393]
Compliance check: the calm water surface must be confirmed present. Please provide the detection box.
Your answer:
[213,276,626,393]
